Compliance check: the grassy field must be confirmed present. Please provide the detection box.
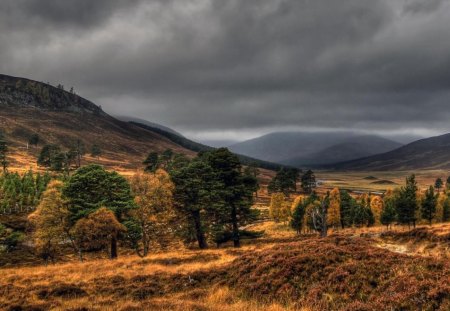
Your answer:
[1,221,449,311]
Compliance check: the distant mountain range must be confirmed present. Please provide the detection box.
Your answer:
[228,132,403,167]
[327,133,450,171]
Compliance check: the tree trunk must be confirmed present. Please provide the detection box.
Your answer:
[110,235,118,259]
[231,205,240,248]
[192,210,207,249]
[321,200,328,238]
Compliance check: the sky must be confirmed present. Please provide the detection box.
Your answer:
[1,0,450,143]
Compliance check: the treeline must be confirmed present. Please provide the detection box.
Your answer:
[269,174,450,236]
[22,148,259,264]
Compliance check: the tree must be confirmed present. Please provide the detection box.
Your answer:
[130,170,174,257]
[269,193,285,223]
[28,180,70,264]
[339,190,356,228]
[28,134,40,148]
[0,134,8,172]
[268,168,300,195]
[90,144,102,159]
[72,207,126,259]
[327,188,341,229]
[301,170,316,194]
[446,176,450,191]
[243,164,260,197]
[421,186,437,226]
[290,196,305,234]
[63,165,135,258]
[395,175,419,228]
[435,178,443,193]
[37,144,61,168]
[434,193,448,223]
[159,149,174,169]
[171,158,217,249]
[381,193,396,230]
[202,148,258,248]
[143,152,159,172]
[370,196,384,226]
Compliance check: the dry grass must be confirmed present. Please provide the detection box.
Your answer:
[1,222,449,310]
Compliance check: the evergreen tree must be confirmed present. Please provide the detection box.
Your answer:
[63,165,135,258]
[28,134,40,148]
[301,170,316,194]
[0,134,8,172]
[290,195,305,234]
[143,152,159,172]
[203,148,258,248]
[395,175,419,228]
[381,194,396,229]
[421,185,437,226]
[339,190,356,228]
[90,144,102,159]
[435,178,443,193]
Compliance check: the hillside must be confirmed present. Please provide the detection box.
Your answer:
[282,135,402,167]
[0,74,193,173]
[229,132,402,166]
[329,133,450,170]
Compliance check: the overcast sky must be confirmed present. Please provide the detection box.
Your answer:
[1,0,450,142]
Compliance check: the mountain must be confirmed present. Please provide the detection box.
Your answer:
[0,74,193,171]
[328,133,450,171]
[281,135,402,167]
[0,74,282,172]
[229,131,402,166]
[128,121,284,171]
[197,139,239,148]
[115,116,183,137]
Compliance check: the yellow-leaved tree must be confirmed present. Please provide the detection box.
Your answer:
[327,188,341,229]
[435,193,448,223]
[269,192,285,223]
[130,169,175,257]
[72,207,125,260]
[28,180,70,264]
[370,195,384,225]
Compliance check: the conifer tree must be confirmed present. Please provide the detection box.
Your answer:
[143,152,159,172]
[395,175,419,228]
[421,185,437,226]
[381,192,396,230]
[435,178,443,193]
[290,195,305,234]
[0,134,8,172]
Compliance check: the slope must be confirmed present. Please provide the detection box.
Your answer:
[329,133,450,170]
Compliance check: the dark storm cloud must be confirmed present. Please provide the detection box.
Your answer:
[1,0,450,140]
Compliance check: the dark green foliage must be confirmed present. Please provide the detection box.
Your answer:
[339,190,356,228]
[90,144,102,158]
[37,144,61,168]
[143,152,159,172]
[421,186,437,225]
[63,164,135,222]
[301,170,316,194]
[28,134,40,147]
[435,178,443,192]
[395,175,419,227]
[0,133,8,172]
[123,219,143,250]
[381,197,397,228]
[0,170,50,213]
[3,231,24,252]
[290,198,307,234]
[443,198,450,222]
[268,168,300,195]
[171,148,259,248]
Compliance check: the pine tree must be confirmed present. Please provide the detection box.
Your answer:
[290,195,305,234]
[395,175,419,228]
[339,190,356,228]
[143,152,159,172]
[381,194,396,230]
[90,144,102,159]
[435,178,443,193]
[301,170,316,194]
[0,134,8,172]
[421,185,437,226]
